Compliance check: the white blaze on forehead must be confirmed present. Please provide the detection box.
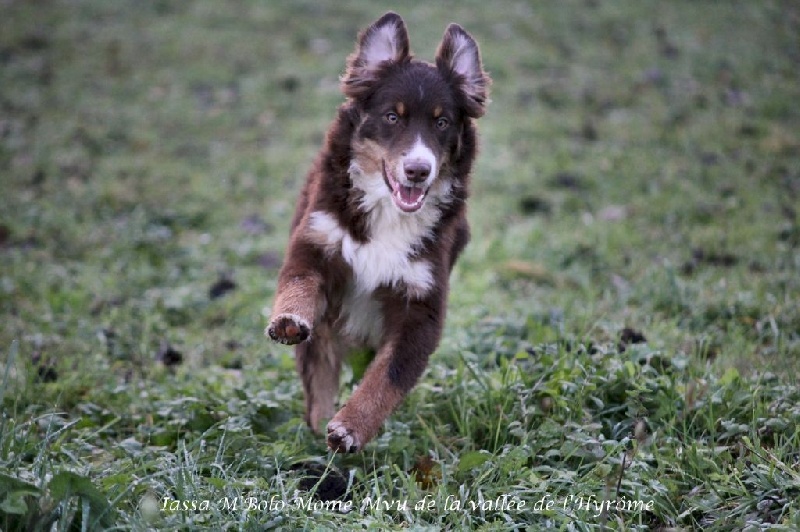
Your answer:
[406,135,437,169]
[394,135,438,187]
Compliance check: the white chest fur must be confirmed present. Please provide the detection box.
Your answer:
[306,206,436,299]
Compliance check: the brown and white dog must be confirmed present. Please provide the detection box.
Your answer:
[266,12,489,452]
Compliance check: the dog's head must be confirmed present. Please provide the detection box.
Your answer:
[341,12,490,214]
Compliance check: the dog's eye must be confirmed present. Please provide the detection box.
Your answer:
[385,112,399,124]
[436,117,450,130]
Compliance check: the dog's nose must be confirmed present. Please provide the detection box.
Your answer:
[403,161,431,183]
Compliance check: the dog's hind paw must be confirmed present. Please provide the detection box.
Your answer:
[266,313,310,345]
[326,420,361,453]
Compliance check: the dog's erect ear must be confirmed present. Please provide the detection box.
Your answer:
[436,24,490,118]
[342,12,410,99]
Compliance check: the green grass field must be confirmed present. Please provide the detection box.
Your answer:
[2,1,799,529]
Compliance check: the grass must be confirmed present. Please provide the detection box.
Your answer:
[1,0,799,529]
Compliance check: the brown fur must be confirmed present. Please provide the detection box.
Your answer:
[266,12,489,452]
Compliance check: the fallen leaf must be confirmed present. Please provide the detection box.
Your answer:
[209,277,237,299]
[410,456,441,489]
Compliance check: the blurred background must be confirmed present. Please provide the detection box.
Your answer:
[2,2,800,529]
[2,0,799,375]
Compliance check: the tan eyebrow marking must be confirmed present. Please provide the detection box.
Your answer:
[396,102,405,116]
[433,106,442,118]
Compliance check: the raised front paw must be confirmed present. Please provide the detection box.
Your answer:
[326,419,362,453]
[266,313,310,345]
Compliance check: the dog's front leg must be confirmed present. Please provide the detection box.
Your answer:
[326,295,444,452]
[266,239,326,345]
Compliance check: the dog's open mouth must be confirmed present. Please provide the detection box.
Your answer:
[382,161,428,213]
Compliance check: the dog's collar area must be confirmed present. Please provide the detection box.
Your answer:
[382,160,429,213]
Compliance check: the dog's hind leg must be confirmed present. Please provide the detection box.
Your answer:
[295,323,343,433]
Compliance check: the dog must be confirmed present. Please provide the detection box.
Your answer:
[266,12,490,452]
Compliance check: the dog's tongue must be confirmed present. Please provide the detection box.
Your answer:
[399,185,424,205]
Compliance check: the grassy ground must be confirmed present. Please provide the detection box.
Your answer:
[2,0,799,529]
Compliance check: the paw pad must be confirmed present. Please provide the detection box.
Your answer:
[327,421,360,453]
[266,314,310,345]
